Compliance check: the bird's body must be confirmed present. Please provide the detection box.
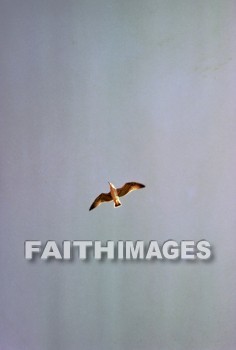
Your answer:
[89,182,145,211]
[109,182,122,207]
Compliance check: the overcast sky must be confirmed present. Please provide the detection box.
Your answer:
[0,1,236,349]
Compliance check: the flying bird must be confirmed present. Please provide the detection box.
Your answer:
[89,182,145,211]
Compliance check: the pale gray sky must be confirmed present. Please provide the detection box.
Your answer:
[0,1,236,349]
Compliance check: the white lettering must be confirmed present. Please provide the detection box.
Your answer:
[41,241,62,260]
[94,241,114,259]
[25,241,41,259]
[146,241,162,259]
[197,240,211,259]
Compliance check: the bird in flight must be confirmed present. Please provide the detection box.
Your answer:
[89,182,145,211]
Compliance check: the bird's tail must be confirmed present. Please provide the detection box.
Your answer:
[114,200,122,207]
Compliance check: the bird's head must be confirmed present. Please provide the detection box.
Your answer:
[108,181,115,189]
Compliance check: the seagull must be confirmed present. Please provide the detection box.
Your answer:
[89,182,145,211]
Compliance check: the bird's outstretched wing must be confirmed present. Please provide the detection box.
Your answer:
[117,182,145,197]
[89,192,112,211]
